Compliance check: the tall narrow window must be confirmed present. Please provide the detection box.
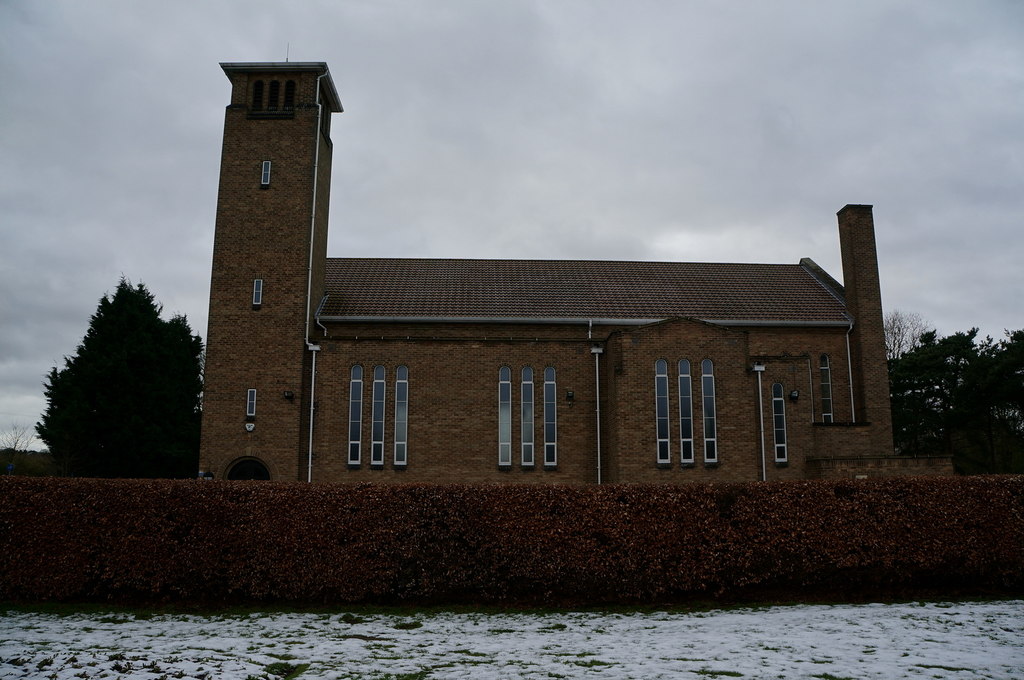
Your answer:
[251,80,264,110]
[543,367,557,467]
[701,360,718,463]
[521,367,535,467]
[283,80,296,109]
[678,359,694,464]
[772,383,788,462]
[371,366,386,466]
[393,365,409,467]
[267,80,280,110]
[347,365,363,465]
[820,354,833,423]
[260,160,271,187]
[498,367,512,466]
[246,388,257,418]
[252,279,263,308]
[655,359,670,464]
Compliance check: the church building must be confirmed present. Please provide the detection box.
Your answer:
[198,61,952,483]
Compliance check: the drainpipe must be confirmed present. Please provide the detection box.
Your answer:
[753,362,766,481]
[306,344,320,483]
[304,72,326,482]
[845,317,857,422]
[592,344,604,484]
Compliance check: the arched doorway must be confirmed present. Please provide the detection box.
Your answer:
[226,458,271,480]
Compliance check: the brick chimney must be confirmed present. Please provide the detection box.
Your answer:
[837,204,894,455]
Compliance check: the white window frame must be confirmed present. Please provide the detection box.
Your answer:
[543,367,557,467]
[820,354,834,423]
[260,160,272,187]
[498,367,512,466]
[701,359,718,463]
[521,367,535,467]
[772,382,788,462]
[678,359,694,464]
[246,388,257,418]
[252,278,263,307]
[370,366,386,466]
[655,359,670,464]
[393,365,408,467]
[347,365,363,465]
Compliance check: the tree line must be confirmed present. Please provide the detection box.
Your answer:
[885,311,1024,474]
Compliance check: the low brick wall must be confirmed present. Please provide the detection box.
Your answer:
[807,455,955,478]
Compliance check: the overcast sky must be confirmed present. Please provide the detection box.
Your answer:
[2,0,1022,445]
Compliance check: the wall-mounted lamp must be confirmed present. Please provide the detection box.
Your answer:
[566,390,575,406]
[789,390,800,401]
[752,362,766,372]
[283,390,294,401]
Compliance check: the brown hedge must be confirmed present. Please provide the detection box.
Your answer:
[0,476,1021,605]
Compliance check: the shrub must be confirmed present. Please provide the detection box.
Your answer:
[0,476,1021,605]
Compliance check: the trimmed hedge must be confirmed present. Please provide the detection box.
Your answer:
[0,476,1021,605]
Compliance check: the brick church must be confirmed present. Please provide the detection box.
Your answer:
[198,61,952,483]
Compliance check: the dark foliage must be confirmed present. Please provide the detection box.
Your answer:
[36,279,203,478]
[1,477,1021,606]
[890,328,1024,473]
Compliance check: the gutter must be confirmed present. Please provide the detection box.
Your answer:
[316,315,851,328]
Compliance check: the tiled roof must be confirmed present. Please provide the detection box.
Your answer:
[320,258,848,324]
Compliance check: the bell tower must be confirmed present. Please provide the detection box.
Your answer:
[199,62,342,480]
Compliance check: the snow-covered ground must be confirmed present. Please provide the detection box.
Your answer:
[1,600,1021,679]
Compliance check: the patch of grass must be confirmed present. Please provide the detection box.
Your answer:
[264,661,310,678]
[811,674,858,680]
[380,672,430,680]
[913,665,973,672]
[540,622,568,631]
[572,659,614,667]
[339,612,367,624]
[267,653,297,661]
[692,670,743,677]
[392,620,423,630]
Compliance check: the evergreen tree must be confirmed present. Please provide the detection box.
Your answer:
[889,326,1024,473]
[37,279,203,478]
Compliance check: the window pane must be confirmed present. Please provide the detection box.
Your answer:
[394,366,408,466]
[543,367,557,466]
[498,367,512,465]
[348,365,363,465]
[702,360,717,462]
[371,366,385,464]
[521,368,534,466]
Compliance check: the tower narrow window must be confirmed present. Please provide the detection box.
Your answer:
[246,388,257,419]
[252,278,263,308]
[371,366,386,466]
[772,383,788,462]
[251,80,264,110]
[283,80,296,110]
[820,354,833,423]
[701,359,718,463]
[678,359,694,464]
[347,365,363,466]
[521,367,535,467]
[543,367,557,467]
[655,359,670,464]
[498,367,512,466]
[260,160,271,187]
[267,80,280,110]
[394,365,409,467]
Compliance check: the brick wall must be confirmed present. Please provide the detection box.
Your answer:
[200,65,336,481]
